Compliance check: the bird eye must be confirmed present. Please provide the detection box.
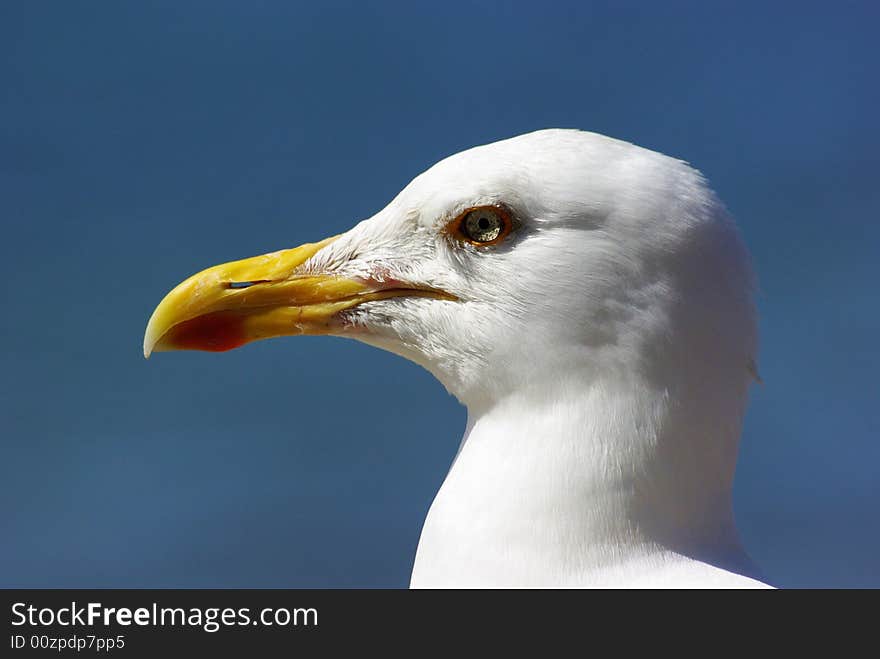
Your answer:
[451,206,513,246]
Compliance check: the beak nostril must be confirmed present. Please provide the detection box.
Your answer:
[226,280,271,290]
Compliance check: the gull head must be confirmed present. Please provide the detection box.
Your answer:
[144,129,756,412]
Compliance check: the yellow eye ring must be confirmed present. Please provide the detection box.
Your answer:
[448,205,514,246]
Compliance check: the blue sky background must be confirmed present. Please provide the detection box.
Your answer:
[2,1,877,588]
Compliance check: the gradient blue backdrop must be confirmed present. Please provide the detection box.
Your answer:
[2,1,878,588]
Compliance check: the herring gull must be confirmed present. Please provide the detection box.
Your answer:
[143,129,770,588]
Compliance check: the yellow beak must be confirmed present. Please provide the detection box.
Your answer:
[143,234,453,358]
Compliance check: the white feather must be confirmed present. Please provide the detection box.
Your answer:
[304,129,769,588]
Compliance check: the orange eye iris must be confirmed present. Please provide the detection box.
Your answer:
[450,206,513,246]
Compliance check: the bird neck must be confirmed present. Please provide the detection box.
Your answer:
[411,372,759,587]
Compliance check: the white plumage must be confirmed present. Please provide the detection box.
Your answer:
[305,129,769,587]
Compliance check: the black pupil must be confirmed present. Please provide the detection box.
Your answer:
[478,216,491,230]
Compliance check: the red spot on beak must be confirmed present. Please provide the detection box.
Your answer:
[163,311,249,352]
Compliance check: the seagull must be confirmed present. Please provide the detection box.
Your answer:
[144,129,771,588]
